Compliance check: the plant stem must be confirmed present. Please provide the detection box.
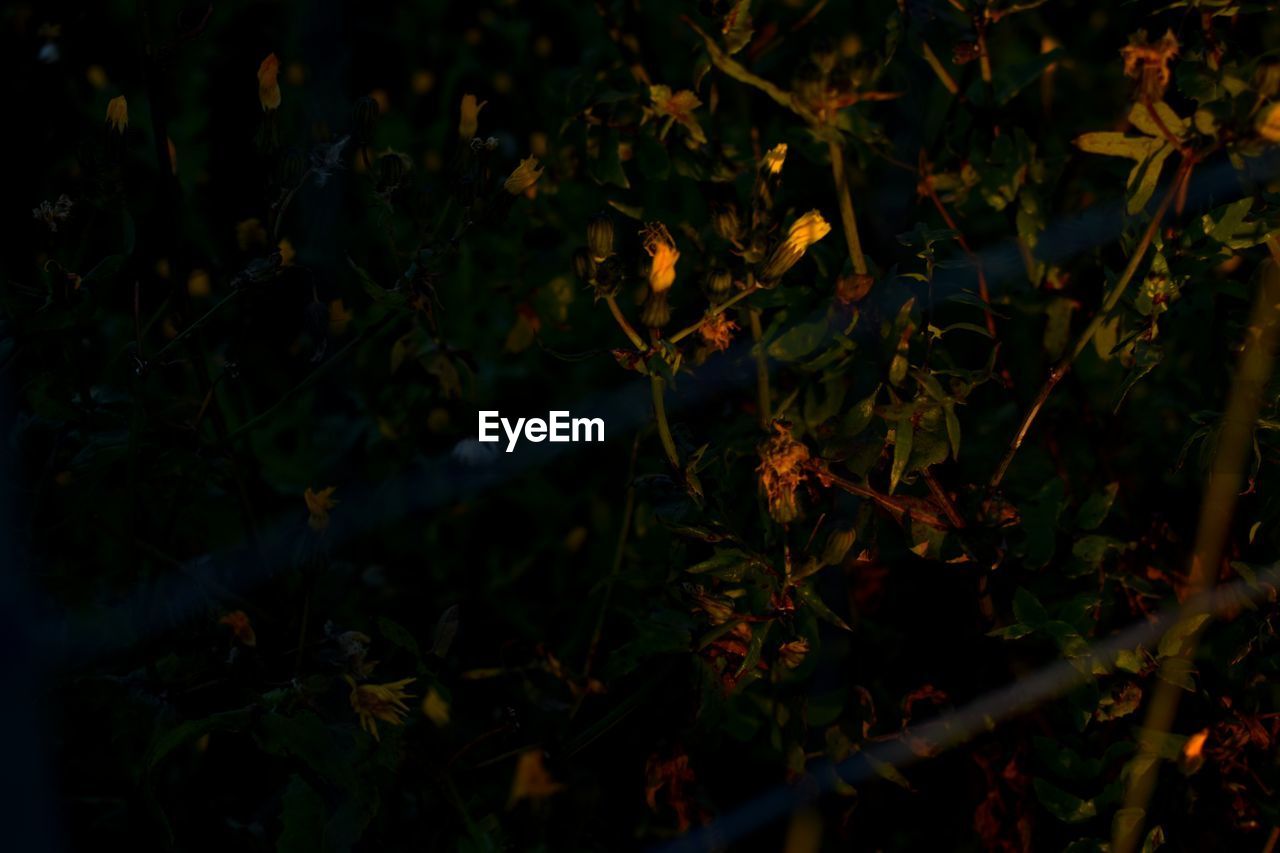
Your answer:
[828,140,869,276]
[604,294,646,350]
[650,374,681,470]
[920,42,960,96]
[989,159,1192,490]
[748,308,772,428]
[668,285,762,344]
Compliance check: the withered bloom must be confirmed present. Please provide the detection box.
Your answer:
[105,96,128,133]
[503,156,543,195]
[1120,30,1179,101]
[258,54,281,111]
[757,422,811,523]
[697,312,737,352]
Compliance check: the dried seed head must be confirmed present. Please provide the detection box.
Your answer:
[1120,29,1179,101]
[758,422,811,523]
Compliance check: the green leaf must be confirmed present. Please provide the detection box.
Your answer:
[1127,101,1189,139]
[146,708,253,770]
[1074,132,1159,160]
[1127,144,1173,214]
[377,616,421,658]
[277,775,326,853]
[1076,483,1119,530]
[1012,587,1050,629]
[1157,613,1211,658]
[889,408,914,494]
[1033,777,1098,823]
[768,320,829,361]
[795,582,851,631]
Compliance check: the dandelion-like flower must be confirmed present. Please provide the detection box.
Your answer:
[458,93,486,139]
[105,96,128,133]
[759,210,831,284]
[503,156,543,195]
[346,675,415,741]
[642,223,679,293]
[304,486,338,531]
[757,422,811,523]
[258,54,281,111]
[763,143,787,175]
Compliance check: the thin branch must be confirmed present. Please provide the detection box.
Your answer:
[829,140,869,276]
[650,374,682,470]
[604,294,646,350]
[748,308,772,428]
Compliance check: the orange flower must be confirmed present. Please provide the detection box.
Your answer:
[218,610,257,647]
[458,93,486,139]
[304,486,337,531]
[642,222,680,293]
[258,53,281,111]
[105,96,128,133]
[508,750,564,806]
[757,422,811,523]
[346,675,415,740]
[763,143,787,175]
[697,312,737,353]
[649,85,706,145]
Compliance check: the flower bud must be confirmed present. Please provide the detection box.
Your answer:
[572,247,596,283]
[377,151,409,190]
[706,266,733,297]
[503,156,543,195]
[821,527,856,566]
[352,95,380,146]
[587,212,615,262]
[640,290,671,329]
[759,210,831,285]
[711,203,742,243]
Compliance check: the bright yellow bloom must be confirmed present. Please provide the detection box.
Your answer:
[458,93,486,139]
[105,96,128,133]
[346,675,415,741]
[258,53,281,111]
[304,486,337,531]
[642,222,680,293]
[759,211,831,283]
[503,156,543,195]
[508,750,564,806]
[219,610,257,647]
[763,143,787,175]
[277,238,295,265]
[649,85,706,145]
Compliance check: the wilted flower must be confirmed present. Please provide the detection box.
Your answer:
[258,54,281,111]
[32,195,73,231]
[105,96,128,133]
[759,210,831,284]
[648,85,707,145]
[642,222,679,293]
[346,675,415,741]
[698,312,737,352]
[1120,30,1179,101]
[219,610,257,647]
[763,143,787,175]
[509,750,565,806]
[758,422,811,523]
[304,485,338,531]
[458,93,486,139]
[777,639,810,669]
[503,156,543,195]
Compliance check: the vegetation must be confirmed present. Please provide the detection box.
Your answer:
[6,0,1280,850]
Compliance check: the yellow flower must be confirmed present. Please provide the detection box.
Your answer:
[642,222,680,293]
[346,675,415,741]
[218,610,257,647]
[763,143,787,175]
[258,53,281,111]
[503,156,543,195]
[458,93,486,139]
[649,85,706,145]
[757,422,811,523]
[304,486,337,531]
[105,96,128,133]
[236,218,267,251]
[86,65,109,90]
[422,687,451,727]
[508,750,564,807]
[187,269,211,299]
[759,210,831,283]
[277,238,295,265]
[1258,103,1280,143]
